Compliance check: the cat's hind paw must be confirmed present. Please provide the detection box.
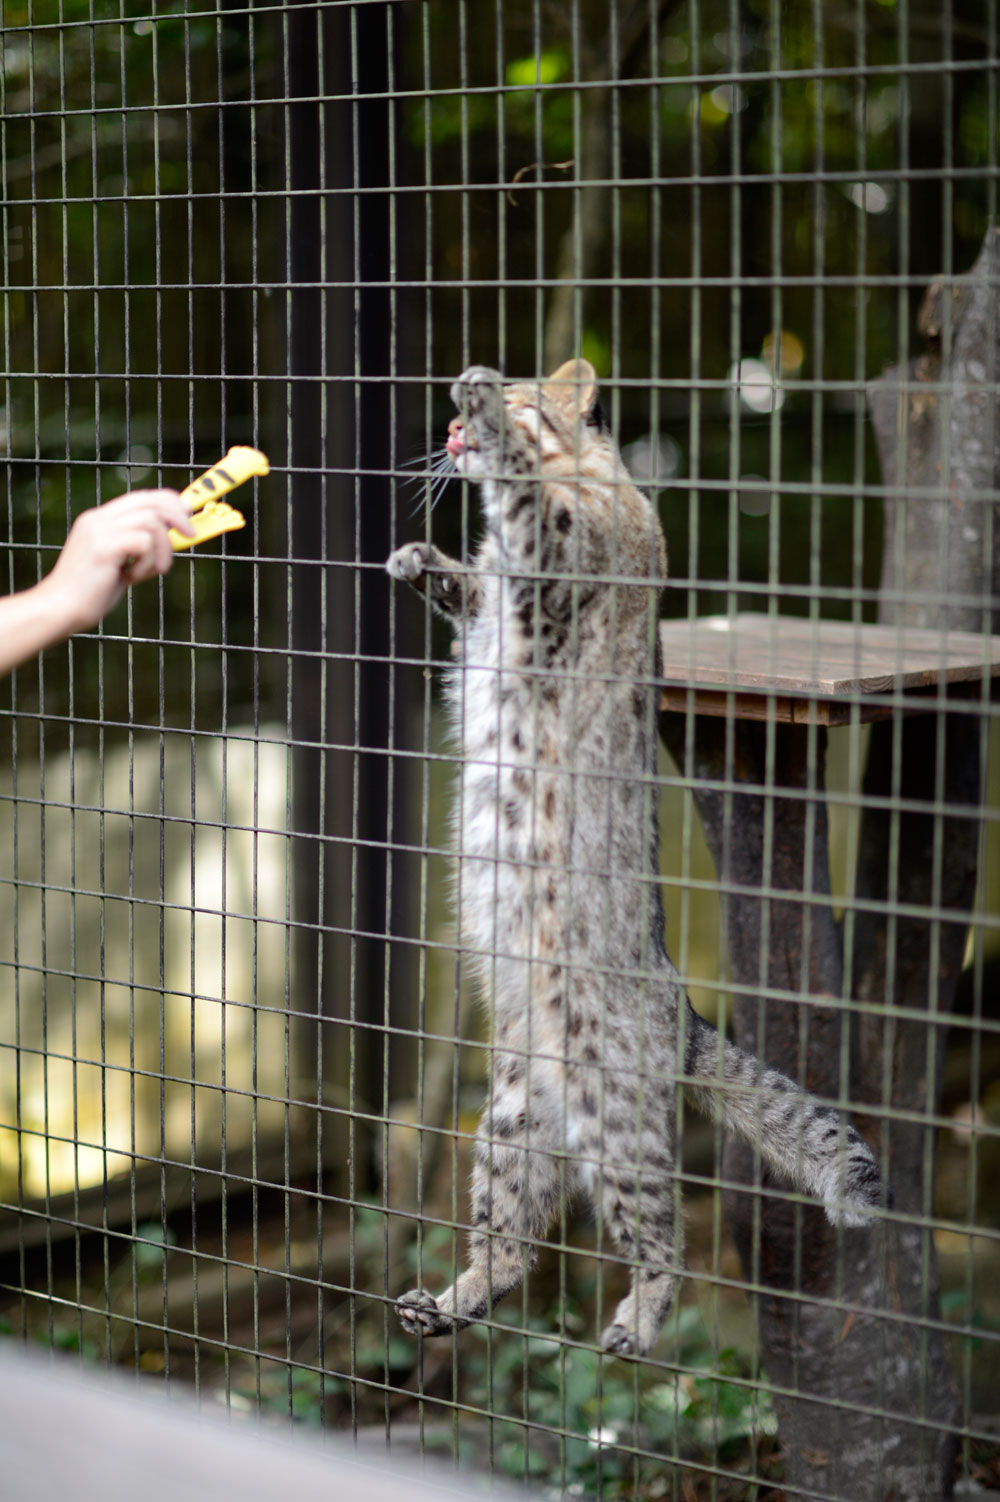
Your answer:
[396,1288,468,1338]
[601,1270,675,1358]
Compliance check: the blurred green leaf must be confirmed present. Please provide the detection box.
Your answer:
[505,49,569,88]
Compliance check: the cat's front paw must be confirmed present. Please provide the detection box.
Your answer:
[386,542,431,588]
[452,364,503,397]
[396,1288,468,1338]
[450,366,504,419]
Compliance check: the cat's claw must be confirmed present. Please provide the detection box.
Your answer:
[396,1288,467,1338]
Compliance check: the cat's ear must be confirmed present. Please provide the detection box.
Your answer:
[546,358,598,418]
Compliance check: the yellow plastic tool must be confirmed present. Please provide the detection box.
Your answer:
[170,445,270,550]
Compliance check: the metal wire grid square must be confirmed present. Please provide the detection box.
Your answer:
[0,2,997,1498]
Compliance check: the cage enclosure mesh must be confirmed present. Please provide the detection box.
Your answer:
[0,3,998,1500]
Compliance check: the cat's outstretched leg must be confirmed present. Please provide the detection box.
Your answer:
[574,1099,681,1358]
[596,1166,681,1358]
[386,541,481,621]
[397,1091,561,1338]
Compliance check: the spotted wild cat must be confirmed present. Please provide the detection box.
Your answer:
[386,359,882,1357]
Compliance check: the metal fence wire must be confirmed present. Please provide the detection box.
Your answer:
[0,2,998,1499]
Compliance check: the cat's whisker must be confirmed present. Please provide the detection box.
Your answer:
[397,445,451,474]
[429,464,456,511]
[397,440,448,465]
[403,448,455,516]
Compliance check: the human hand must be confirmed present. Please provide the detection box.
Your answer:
[36,488,194,635]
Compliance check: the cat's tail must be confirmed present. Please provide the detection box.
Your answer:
[681,1005,884,1227]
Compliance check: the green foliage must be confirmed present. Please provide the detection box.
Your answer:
[405,46,574,155]
[240,1364,347,1427]
[4,0,993,743]
[403,1217,458,1280]
[47,1324,103,1360]
[400,0,994,633]
[133,1220,177,1273]
[0,1318,101,1362]
[1,4,282,746]
[437,1302,778,1495]
[506,49,570,89]
[324,1198,779,1490]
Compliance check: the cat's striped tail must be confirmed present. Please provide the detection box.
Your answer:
[682,1007,884,1227]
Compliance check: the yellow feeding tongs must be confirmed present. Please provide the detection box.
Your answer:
[170,445,270,550]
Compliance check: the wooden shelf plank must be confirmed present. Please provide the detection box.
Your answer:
[659,614,1000,723]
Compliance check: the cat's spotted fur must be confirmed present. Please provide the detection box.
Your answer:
[387,360,882,1357]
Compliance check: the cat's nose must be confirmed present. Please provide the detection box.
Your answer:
[451,366,503,409]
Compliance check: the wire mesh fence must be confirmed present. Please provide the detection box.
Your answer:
[0,2,998,1499]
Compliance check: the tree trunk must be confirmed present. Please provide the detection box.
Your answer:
[288,2,419,1180]
[542,0,677,372]
[542,85,611,373]
[660,227,1000,1499]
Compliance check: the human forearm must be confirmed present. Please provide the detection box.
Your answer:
[0,574,81,676]
[0,488,192,680]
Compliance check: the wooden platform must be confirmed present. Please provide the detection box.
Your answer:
[658,613,1000,724]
